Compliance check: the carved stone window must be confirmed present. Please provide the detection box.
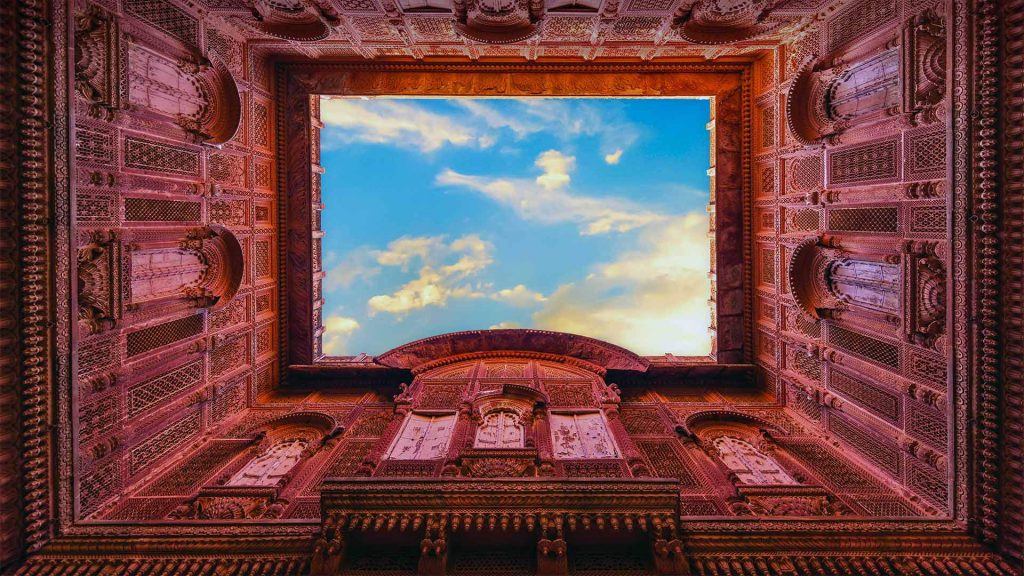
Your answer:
[475,410,525,449]
[226,438,309,487]
[385,413,457,460]
[712,436,797,485]
[550,412,619,459]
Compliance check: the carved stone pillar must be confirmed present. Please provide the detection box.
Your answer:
[533,406,555,476]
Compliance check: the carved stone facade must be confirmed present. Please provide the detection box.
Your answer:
[1,0,1023,573]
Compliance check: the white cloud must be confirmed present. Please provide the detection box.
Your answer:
[375,236,447,270]
[322,315,360,355]
[604,149,623,165]
[456,100,544,138]
[320,98,640,156]
[489,321,522,329]
[320,98,491,153]
[532,213,713,356]
[323,247,382,291]
[364,234,540,317]
[491,284,547,307]
[436,151,668,235]
[535,150,576,191]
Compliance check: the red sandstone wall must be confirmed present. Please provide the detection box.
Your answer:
[753,0,954,516]
[71,0,279,520]
[110,357,925,521]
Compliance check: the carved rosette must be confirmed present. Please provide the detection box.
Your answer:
[454,0,543,44]
[673,0,782,45]
[246,0,339,42]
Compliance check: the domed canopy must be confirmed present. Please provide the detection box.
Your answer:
[375,329,649,372]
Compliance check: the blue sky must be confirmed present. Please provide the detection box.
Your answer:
[319,97,712,356]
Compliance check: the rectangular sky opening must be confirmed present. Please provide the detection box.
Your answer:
[318,96,712,357]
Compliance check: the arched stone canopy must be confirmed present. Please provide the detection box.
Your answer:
[787,237,842,321]
[375,329,650,373]
[201,225,246,309]
[194,56,243,146]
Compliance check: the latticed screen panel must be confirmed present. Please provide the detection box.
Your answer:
[124,197,202,222]
[789,156,822,192]
[123,0,199,46]
[828,413,902,476]
[908,403,948,449]
[828,324,900,369]
[129,410,202,475]
[825,0,896,53]
[908,459,948,507]
[76,127,115,164]
[905,127,947,181]
[80,460,123,517]
[127,359,204,418]
[909,205,946,234]
[636,439,699,486]
[827,206,899,233]
[126,314,204,357]
[760,247,776,286]
[123,136,200,177]
[784,441,877,489]
[139,440,246,496]
[828,138,899,186]
[829,369,900,424]
[620,407,669,435]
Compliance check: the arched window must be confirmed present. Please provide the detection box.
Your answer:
[712,436,798,485]
[226,438,309,487]
[475,411,524,449]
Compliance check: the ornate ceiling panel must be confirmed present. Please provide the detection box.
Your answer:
[201,0,827,60]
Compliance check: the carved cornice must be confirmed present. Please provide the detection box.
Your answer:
[376,330,650,373]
